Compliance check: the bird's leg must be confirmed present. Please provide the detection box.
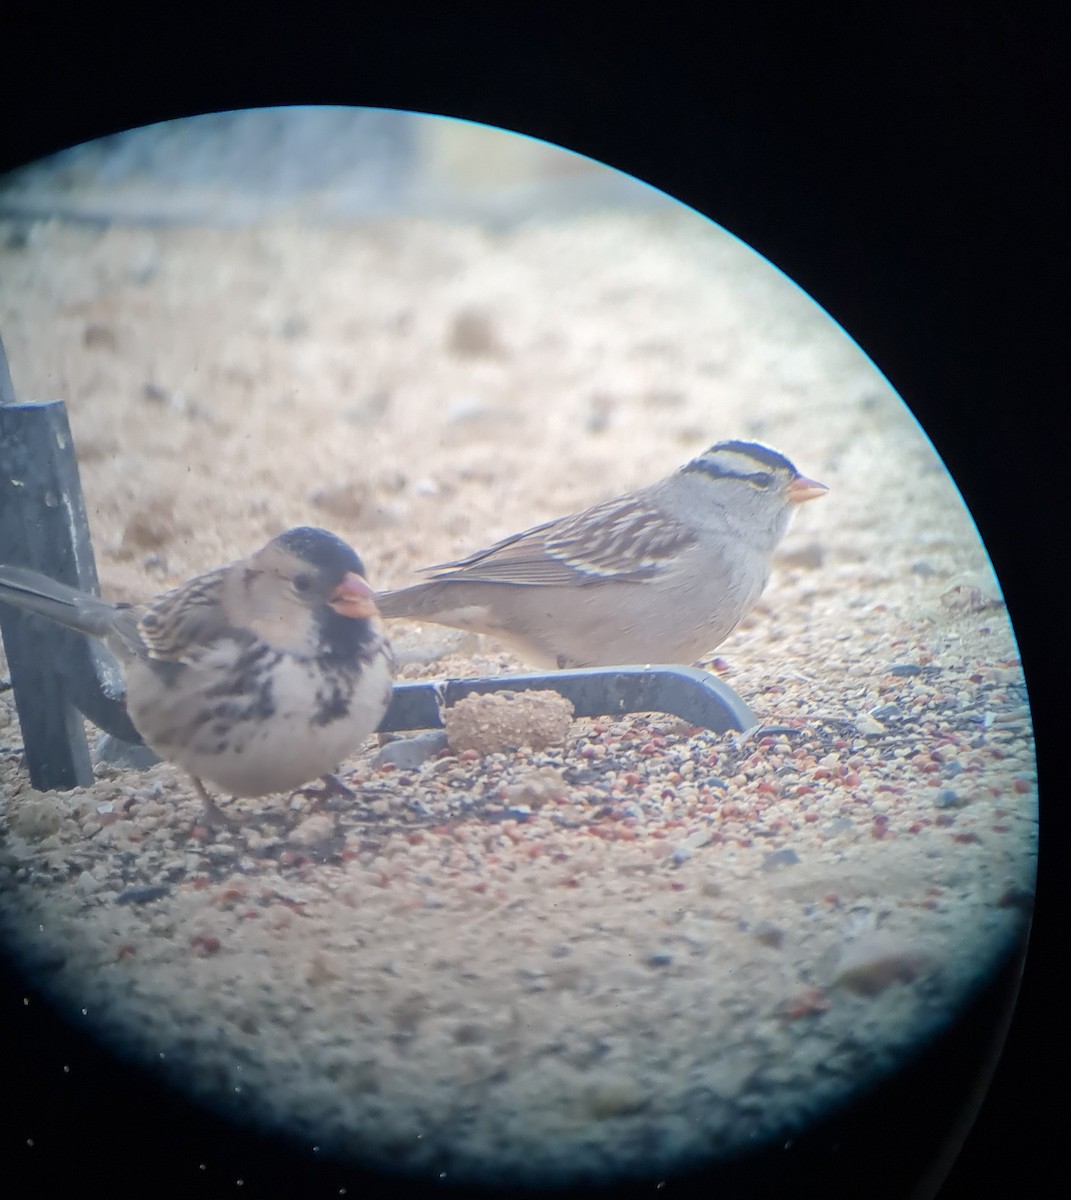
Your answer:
[191,776,239,828]
[296,772,356,813]
[318,772,356,799]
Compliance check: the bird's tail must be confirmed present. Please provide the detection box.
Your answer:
[0,565,121,639]
[375,583,442,620]
[376,583,495,638]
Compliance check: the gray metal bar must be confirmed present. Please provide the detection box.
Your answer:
[1,334,143,787]
[0,400,139,745]
[379,665,757,735]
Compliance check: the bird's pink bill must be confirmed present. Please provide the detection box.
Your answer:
[327,571,379,620]
[787,475,828,504]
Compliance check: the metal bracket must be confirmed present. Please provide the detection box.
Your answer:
[379,665,757,735]
[0,334,141,790]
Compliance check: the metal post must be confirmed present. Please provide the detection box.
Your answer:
[0,332,141,790]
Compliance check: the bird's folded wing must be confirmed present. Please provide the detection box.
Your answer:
[137,567,233,659]
[422,495,697,587]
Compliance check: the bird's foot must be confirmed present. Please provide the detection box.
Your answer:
[191,777,241,830]
[296,772,356,813]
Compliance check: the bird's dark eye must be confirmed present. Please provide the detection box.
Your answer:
[747,471,774,489]
[293,572,313,593]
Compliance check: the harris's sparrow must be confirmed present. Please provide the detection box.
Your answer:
[0,526,395,822]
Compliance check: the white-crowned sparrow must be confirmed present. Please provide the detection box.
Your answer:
[0,526,395,822]
[378,440,826,668]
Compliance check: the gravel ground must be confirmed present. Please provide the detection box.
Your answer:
[0,208,1037,1190]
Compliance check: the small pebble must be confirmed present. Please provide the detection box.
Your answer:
[833,933,938,996]
[94,734,161,770]
[278,314,309,339]
[83,322,118,350]
[870,704,903,721]
[752,922,785,949]
[762,848,800,871]
[935,790,968,809]
[853,715,886,736]
[288,815,336,846]
[447,309,504,358]
[583,1080,646,1119]
[372,731,449,770]
[116,884,171,906]
[679,829,712,851]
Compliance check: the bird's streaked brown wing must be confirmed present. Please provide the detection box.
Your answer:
[136,567,233,660]
[422,494,698,587]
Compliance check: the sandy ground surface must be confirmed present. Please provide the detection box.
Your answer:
[0,209,1037,1189]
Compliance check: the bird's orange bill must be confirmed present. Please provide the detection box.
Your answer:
[328,572,379,619]
[787,475,829,504]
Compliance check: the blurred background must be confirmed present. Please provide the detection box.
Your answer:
[1,106,674,228]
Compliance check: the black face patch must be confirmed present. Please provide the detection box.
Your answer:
[317,607,381,665]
